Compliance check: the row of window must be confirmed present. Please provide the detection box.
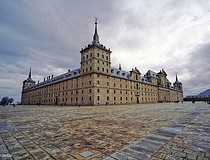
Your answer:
[82,60,109,66]
[28,96,159,104]
[27,88,159,99]
[83,53,109,61]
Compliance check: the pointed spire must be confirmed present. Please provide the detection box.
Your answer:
[92,17,99,45]
[119,63,122,70]
[29,67,32,79]
[175,73,178,82]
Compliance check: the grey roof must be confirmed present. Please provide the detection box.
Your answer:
[141,76,151,84]
[25,67,173,91]
[111,67,131,79]
[25,68,81,91]
[23,78,35,83]
[145,70,159,78]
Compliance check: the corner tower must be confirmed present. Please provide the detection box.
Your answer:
[173,73,182,91]
[80,18,112,75]
[22,67,35,91]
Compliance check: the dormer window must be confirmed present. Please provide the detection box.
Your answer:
[117,71,120,74]
[111,69,114,73]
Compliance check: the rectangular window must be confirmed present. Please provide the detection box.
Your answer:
[102,55,104,59]
[97,80,100,85]
[98,89,100,93]
[107,82,109,86]
[107,97,109,100]
[102,68,104,72]
[89,89,91,93]
[89,81,91,85]
[114,90,116,94]
[97,67,100,71]
[107,90,109,93]
[97,53,99,57]
[114,97,116,101]
[89,96,91,101]
[97,96,100,101]
[106,56,108,60]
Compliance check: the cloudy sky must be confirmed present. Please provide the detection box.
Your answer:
[1,0,210,101]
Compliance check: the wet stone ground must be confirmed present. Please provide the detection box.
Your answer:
[0,102,209,160]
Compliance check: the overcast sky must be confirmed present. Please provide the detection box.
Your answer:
[1,0,210,101]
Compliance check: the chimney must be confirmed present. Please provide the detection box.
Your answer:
[51,75,53,79]
[119,63,122,70]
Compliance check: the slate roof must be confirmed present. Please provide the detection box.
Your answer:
[25,68,81,91]
[25,67,172,91]
[111,67,130,79]
[145,70,159,78]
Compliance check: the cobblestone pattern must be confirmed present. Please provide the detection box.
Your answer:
[0,103,209,160]
[106,104,210,160]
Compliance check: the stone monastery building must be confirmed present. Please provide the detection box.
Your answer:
[21,20,183,105]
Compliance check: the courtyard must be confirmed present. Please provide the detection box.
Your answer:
[0,102,209,160]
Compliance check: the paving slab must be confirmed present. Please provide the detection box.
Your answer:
[0,102,209,159]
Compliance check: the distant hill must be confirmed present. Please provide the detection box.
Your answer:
[198,89,210,97]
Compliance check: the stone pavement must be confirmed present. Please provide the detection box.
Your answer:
[0,102,209,160]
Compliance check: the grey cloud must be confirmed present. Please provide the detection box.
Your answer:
[0,0,210,100]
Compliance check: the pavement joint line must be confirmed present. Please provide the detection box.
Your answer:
[0,134,14,160]
[1,103,210,160]
[10,131,36,160]
[107,111,201,160]
[18,124,101,160]
[16,130,57,160]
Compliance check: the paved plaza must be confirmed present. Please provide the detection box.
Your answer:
[0,102,209,160]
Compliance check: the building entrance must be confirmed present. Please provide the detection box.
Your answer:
[137,96,139,103]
